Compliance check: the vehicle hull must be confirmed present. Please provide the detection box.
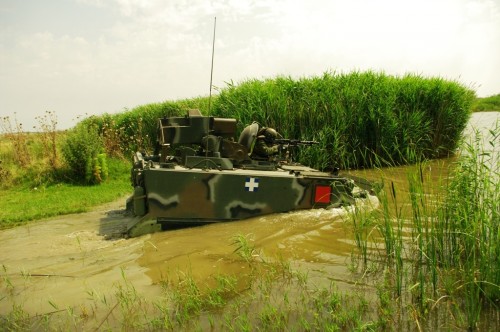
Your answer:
[140,166,354,224]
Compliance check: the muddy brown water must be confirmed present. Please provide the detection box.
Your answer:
[1,112,498,328]
[0,196,378,316]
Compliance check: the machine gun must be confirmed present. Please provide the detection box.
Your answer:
[274,139,319,146]
[273,138,319,163]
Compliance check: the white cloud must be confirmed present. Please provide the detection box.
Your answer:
[0,0,499,130]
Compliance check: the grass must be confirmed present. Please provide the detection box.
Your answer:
[0,113,132,228]
[74,71,475,171]
[472,93,500,112]
[0,158,131,228]
[1,153,499,330]
[213,71,475,169]
[348,122,500,330]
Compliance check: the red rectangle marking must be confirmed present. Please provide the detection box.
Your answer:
[314,185,331,204]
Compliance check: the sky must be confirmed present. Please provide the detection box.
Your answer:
[1,0,499,130]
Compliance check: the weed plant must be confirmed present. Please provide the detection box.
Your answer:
[0,71,488,329]
[0,114,31,168]
[0,114,65,189]
[0,115,131,228]
[436,124,499,327]
[34,111,59,169]
[0,71,475,212]
[3,206,497,331]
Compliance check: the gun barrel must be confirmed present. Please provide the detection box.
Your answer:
[275,139,319,145]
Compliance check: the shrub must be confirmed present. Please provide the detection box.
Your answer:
[61,122,108,184]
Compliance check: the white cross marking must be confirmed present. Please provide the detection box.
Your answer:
[245,177,259,192]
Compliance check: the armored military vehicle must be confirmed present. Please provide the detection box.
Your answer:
[124,110,369,237]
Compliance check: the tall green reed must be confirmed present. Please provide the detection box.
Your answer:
[76,71,473,169]
[213,71,474,170]
[349,123,499,330]
[435,124,499,328]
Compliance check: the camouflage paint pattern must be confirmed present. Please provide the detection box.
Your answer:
[125,110,365,237]
[141,165,354,223]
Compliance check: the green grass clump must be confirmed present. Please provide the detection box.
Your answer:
[348,122,500,330]
[0,158,131,228]
[213,71,475,170]
[80,71,474,171]
[435,125,499,327]
[472,93,500,112]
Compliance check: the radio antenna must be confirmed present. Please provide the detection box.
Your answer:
[204,17,217,168]
[208,16,217,115]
